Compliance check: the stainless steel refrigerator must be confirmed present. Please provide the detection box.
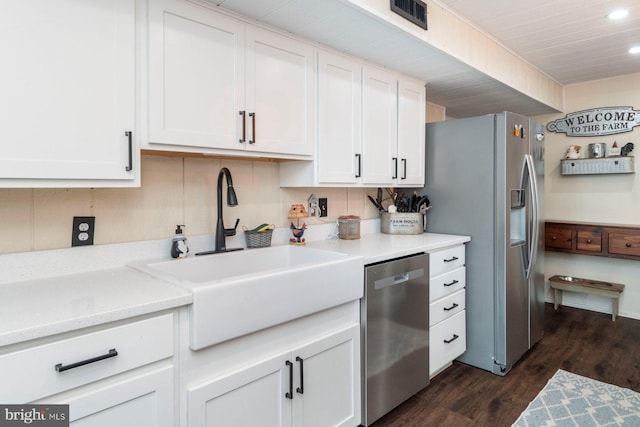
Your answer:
[423,112,545,376]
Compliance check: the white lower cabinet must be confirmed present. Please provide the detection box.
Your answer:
[428,245,467,377]
[0,313,176,426]
[187,325,360,427]
[44,366,174,427]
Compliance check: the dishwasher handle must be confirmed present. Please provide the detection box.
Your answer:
[374,268,425,290]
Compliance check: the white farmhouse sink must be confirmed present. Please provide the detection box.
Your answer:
[132,245,363,350]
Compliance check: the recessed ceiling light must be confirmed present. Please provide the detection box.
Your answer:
[629,46,640,54]
[608,9,629,20]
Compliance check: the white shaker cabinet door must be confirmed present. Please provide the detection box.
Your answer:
[148,0,245,150]
[317,51,362,184]
[397,77,426,186]
[0,0,135,185]
[244,26,315,156]
[187,351,291,427]
[361,66,397,186]
[292,325,361,427]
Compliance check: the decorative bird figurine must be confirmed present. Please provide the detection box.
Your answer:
[290,222,307,245]
[621,142,634,157]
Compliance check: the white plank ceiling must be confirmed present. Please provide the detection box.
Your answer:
[212,0,640,117]
[438,0,640,85]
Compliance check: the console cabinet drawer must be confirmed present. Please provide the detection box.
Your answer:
[577,230,602,252]
[0,313,174,403]
[545,227,573,250]
[609,233,640,257]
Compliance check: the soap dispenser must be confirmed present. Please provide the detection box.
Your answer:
[171,225,189,259]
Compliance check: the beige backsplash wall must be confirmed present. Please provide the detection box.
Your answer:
[0,156,387,255]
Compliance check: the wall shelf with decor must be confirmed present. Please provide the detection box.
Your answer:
[560,156,634,175]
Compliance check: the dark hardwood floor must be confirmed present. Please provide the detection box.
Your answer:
[372,303,640,427]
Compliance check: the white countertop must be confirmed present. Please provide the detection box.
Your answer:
[0,267,192,347]
[0,226,468,348]
[306,232,470,264]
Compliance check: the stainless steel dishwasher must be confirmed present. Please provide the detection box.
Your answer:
[361,253,429,426]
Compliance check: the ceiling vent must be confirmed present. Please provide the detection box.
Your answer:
[390,0,427,30]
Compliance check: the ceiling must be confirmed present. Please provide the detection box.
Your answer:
[213,0,640,118]
[438,0,640,85]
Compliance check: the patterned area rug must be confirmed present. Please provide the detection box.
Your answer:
[513,369,640,426]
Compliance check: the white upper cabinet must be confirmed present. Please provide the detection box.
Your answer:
[398,77,426,186]
[317,51,362,184]
[280,55,426,188]
[147,0,314,158]
[148,0,245,151]
[0,0,137,187]
[361,66,398,186]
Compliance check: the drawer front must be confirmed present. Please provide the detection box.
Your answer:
[609,233,640,257]
[430,289,465,326]
[1,313,174,403]
[430,267,465,302]
[576,230,602,252]
[545,227,573,249]
[429,245,465,277]
[430,310,466,376]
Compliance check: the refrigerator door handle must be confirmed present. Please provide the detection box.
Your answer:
[526,154,540,280]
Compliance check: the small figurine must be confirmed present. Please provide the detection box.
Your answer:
[608,141,621,156]
[621,142,635,157]
[290,222,307,245]
[564,145,581,159]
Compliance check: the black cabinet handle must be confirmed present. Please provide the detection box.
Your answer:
[401,158,407,180]
[296,356,304,394]
[249,112,255,144]
[239,111,246,143]
[124,131,133,172]
[444,256,459,263]
[355,154,361,178]
[392,157,398,179]
[444,334,459,344]
[444,303,459,311]
[626,242,632,248]
[444,279,459,287]
[285,360,293,399]
[55,348,118,372]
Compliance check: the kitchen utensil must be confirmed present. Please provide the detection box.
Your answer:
[368,195,383,212]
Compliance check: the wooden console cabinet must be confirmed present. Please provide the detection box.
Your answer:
[545,221,640,261]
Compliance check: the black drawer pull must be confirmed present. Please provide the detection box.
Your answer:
[296,356,304,394]
[444,279,459,287]
[55,348,118,372]
[285,360,293,399]
[239,110,246,143]
[444,256,459,263]
[626,242,632,248]
[124,131,133,172]
[444,303,459,311]
[444,334,459,344]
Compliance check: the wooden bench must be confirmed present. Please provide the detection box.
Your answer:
[548,275,625,321]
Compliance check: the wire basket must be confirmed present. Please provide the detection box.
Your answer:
[244,228,273,249]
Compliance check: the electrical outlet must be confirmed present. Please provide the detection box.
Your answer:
[319,198,328,217]
[72,216,95,247]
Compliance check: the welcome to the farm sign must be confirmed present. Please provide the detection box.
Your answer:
[546,106,640,137]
